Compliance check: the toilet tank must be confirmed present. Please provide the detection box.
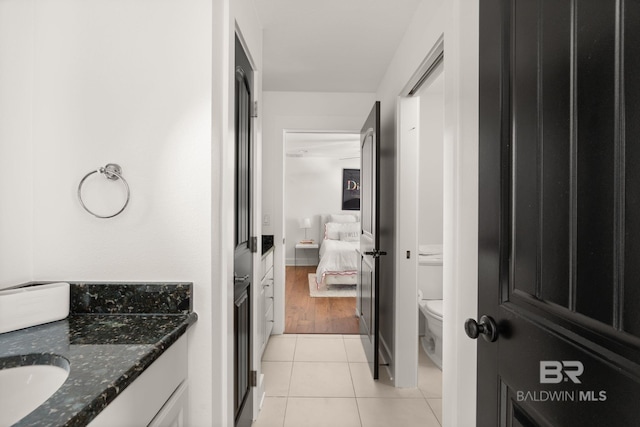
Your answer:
[418,247,443,300]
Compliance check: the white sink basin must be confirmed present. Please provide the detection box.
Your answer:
[0,362,69,426]
[0,282,70,334]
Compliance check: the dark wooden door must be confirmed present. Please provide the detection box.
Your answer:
[234,35,253,427]
[476,1,640,425]
[359,102,383,379]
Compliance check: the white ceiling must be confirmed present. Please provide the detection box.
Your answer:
[285,132,360,159]
[254,0,423,93]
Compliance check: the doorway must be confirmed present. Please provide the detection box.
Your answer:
[414,60,445,369]
[282,131,361,334]
[396,40,445,392]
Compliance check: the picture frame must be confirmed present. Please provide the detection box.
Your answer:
[342,168,360,210]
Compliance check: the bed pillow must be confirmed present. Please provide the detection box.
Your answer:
[330,214,357,223]
[325,222,360,240]
[324,222,341,240]
[339,230,360,242]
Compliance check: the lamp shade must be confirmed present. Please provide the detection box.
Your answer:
[300,217,312,229]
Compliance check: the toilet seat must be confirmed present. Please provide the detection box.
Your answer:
[424,300,443,320]
[418,299,443,319]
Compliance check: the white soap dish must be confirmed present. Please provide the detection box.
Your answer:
[0,282,70,334]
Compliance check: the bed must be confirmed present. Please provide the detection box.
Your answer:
[315,213,360,287]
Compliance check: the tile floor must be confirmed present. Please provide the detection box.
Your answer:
[253,334,442,427]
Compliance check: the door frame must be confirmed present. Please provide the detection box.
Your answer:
[233,27,263,423]
[277,129,362,335]
[396,38,444,388]
[394,3,479,425]
[440,3,479,425]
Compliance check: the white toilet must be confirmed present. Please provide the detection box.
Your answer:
[417,245,443,369]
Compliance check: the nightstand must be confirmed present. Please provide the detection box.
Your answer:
[294,243,319,267]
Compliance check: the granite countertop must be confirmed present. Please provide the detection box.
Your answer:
[262,235,274,255]
[0,282,197,427]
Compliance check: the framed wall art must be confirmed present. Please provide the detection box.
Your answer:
[342,168,360,211]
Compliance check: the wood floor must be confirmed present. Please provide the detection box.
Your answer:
[284,265,359,334]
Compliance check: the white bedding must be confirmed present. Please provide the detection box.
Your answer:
[316,239,359,285]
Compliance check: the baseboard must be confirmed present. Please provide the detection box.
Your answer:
[285,257,317,267]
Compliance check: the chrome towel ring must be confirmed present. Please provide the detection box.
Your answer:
[77,163,130,219]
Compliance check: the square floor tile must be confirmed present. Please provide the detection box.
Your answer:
[264,335,297,361]
[252,397,286,427]
[262,362,293,396]
[342,334,361,339]
[349,363,423,398]
[418,363,442,398]
[427,398,442,425]
[357,398,440,427]
[418,349,442,398]
[254,335,444,427]
[418,347,437,367]
[284,398,361,427]
[297,334,344,339]
[289,362,355,397]
[294,337,347,362]
[344,339,367,362]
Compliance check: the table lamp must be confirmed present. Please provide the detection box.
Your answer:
[300,217,312,242]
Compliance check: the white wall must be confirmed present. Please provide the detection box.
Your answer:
[15,1,215,425]
[376,0,447,388]
[0,0,262,425]
[30,0,212,283]
[374,0,478,425]
[262,91,375,333]
[284,155,359,265]
[418,72,444,245]
[0,0,34,289]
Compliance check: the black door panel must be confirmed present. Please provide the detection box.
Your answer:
[477,0,640,425]
[359,102,381,379]
[234,35,253,427]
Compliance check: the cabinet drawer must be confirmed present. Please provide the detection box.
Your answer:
[264,300,273,322]
[148,381,187,427]
[265,297,273,317]
[265,251,273,271]
[266,321,274,338]
[264,279,274,299]
[89,336,187,427]
[265,303,274,338]
[261,251,274,277]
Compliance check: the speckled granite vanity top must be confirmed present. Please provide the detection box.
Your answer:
[0,282,197,427]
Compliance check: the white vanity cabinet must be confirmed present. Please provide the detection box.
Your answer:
[260,248,274,355]
[148,381,188,427]
[89,335,188,427]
